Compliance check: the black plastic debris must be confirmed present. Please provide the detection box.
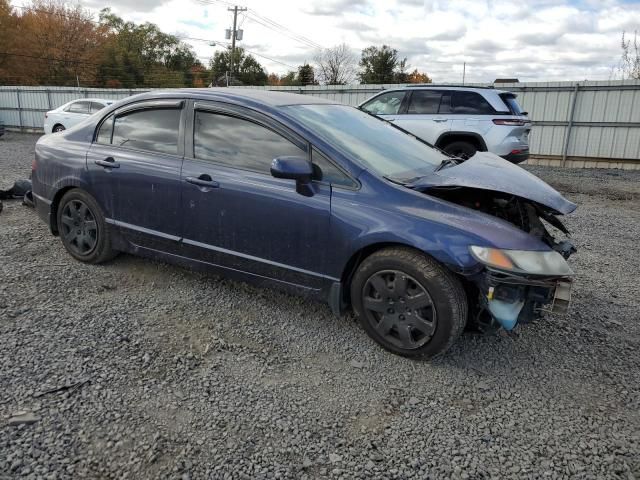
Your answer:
[23,190,34,208]
[0,179,34,214]
[0,179,32,199]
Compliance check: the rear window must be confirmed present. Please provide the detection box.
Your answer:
[450,91,495,115]
[500,94,524,115]
[110,108,181,155]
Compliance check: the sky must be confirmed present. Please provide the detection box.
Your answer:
[30,0,640,82]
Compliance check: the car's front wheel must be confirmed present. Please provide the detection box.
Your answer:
[442,140,476,160]
[52,124,65,133]
[57,189,117,264]
[351,247,467,359]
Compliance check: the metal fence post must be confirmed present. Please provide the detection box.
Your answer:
[562,83,580,167]
[16,88,23,130]
[46,89,52,110]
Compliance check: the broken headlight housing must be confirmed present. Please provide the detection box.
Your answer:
[469,246,574,277]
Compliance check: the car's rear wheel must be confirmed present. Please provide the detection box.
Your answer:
[57,189,117,264]
[442,140,477,160]
[52,124,65,133]
[350,247,467,359]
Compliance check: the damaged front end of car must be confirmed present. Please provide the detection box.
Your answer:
[408,153,577,331]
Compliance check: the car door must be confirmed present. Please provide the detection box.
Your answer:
[448,90,496,137]
[85,99,185,253]
[389,90,451,144]
[179,101,332,290]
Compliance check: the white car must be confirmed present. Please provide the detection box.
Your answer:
[44,98,114,134]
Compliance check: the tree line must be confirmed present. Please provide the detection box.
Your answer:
[0,0,432,88]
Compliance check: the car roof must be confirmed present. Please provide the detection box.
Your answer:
[66,98,114,104]
[396,85,510,95]
[167,88,339,107]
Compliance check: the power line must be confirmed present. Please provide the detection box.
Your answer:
[194,0,323,51]
[246,9,323,50]
[181,37,296,69]
[9,2,296,71]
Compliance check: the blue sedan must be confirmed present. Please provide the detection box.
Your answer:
[31,89,576,358]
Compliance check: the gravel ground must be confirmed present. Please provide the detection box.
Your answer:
[1,132,639,479]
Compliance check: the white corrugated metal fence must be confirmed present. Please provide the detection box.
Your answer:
[1,81,639,167]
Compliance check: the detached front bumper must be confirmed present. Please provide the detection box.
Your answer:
[478,269,573,330]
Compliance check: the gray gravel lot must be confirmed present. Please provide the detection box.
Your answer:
[1,131,639,479]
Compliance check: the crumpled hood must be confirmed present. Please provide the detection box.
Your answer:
[409,152,577,215]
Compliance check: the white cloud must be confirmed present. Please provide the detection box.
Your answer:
[75,0,640,81]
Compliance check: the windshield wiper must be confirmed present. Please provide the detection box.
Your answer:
[434,157,459,172]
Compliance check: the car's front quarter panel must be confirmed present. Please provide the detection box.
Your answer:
[326,171,553,280]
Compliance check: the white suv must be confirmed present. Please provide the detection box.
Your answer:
[359,86,531,163]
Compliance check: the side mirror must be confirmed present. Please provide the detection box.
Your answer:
[270,156,315,197]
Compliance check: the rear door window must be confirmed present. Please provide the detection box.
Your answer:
[67,101,90,114]
[451,91,496,115]
[361,91,406,115]
[96,115,114,144]
[406,90,443,114]
[111,108,181,155]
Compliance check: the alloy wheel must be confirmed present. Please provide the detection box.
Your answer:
[361,270,437,349]
[60,200,98,256]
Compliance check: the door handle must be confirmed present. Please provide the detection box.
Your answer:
[95,157,120,168]
[433,118,448,123]
[186,175,219,188]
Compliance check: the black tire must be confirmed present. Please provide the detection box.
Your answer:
[350,247,467,359]
[442,141,477,160]
[52,124,65,133]
[57,189,117,264]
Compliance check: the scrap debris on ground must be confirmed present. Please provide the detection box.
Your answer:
[1,132,639,479]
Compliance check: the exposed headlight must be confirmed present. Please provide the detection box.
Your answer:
[469,246,574,276]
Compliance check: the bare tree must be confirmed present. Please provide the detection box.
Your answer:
[620,30,640,80]
[314,43,357,85]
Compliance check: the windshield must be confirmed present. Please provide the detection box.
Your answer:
[282,104,445,180]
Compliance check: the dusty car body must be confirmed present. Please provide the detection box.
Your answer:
[31,89,576,358]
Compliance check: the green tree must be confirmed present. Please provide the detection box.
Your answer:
[297,63,317,85]
[209,46,267,86]
[358,45,407,84]
[280,71,300,86]
[0,0,16,75]
[97,8,201,87]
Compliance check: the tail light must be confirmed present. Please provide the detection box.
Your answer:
[45,113,48,119]
[493,119,527,126]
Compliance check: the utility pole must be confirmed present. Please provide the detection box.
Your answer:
[462,62,466,85]
[227,5,247,80]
